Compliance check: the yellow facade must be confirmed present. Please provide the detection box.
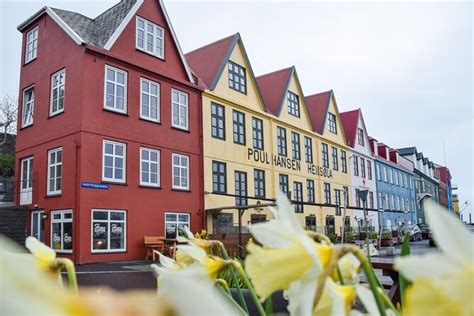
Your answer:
[196,35,352,236]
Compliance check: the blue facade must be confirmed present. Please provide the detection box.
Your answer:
[374,159,417,228]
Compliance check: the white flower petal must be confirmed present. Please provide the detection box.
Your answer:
[157,252,177,269]
[176,244,206,263]
[356,284,380,316]
[249,221,299,248]
[276,192,305,234]
[25,237,56,262]
[182,226,195,239]
[394,253,457,281]
[286,275,318,316]
[424,199,474,264]
[158,274,241,315]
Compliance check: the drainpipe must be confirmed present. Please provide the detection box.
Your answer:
[73,139,81,263]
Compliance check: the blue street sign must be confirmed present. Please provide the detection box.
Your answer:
[81,182,109,190]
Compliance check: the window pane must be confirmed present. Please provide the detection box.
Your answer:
[92,221,108,249]
[63,222,73,250]
[110,222,124,249]
[93,211,108,220]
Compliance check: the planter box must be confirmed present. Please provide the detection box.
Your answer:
[381,239,391,247]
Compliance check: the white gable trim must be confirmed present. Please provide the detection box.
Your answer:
[17,7,84,45]
[46,7,84,45]
[158,0,195,83]
[103,0,144,50]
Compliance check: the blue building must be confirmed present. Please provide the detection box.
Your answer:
[369,138,417,229]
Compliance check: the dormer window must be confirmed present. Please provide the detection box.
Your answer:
[136,17,164,59]
[25,26,38,64]
[228,61,246,94]
[328,113,337,134]
[357,128,364,146]
[287,91,300,117]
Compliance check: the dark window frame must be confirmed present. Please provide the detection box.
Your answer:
[254,169,265,198]
[234,171,247,206]
[307,179,315,203]
[291,132,301,161]
[304,136,313,163]
[212,161,227,193]
[328,113,337,134]
[331,146,338,171]
[287,91,300,117]
[252,117,264,150]
[228,61,247,94]
[279,174,289,194]
[322,143,329,168]
[211,103,225,140]
[232,110,246,145]
[341,150,347,173]
[293,181,303,213]
[277,126,287,157]
[324,182,331,204]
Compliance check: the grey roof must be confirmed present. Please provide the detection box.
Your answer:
[397,147,416,155]
[50,0,137,48]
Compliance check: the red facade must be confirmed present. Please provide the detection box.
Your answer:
[15,0,204,264]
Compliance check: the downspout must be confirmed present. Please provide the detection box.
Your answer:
[198,91,205,232]
[73,139,81,263]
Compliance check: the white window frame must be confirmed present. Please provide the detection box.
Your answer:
[25,26,38,63]
[47,147,62,196]
[140,77,160,122]
[20,156,33,205]
[31,210,44,242]
[171,89,189,131]
[91,209,127,253]
[164,212,190,238]
[50,69,66,116]
[22,85,35,128]
[104,65,128,114]
[136,16,164,59]
[50,209,73,254]
[140,147,160,187]
[102,140,126,183]
[172,153,189,190]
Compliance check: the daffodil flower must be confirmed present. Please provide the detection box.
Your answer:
[314,279,357,316]
[395,199,474,315]
[245,192,333,315]
[25,236,60,280]
[351,284,396,316]
[333,253,361,285]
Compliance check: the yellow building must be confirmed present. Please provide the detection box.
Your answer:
[186,34,352,237]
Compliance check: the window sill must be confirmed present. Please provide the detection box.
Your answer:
[139,117,161,125]
[172,188,191,192]
[171,125,190,133]
[136,48,165,61]
[19,123,34,131]
[48,111,65,119]
[45,194,62,198]
[103,108,129,116]
[24,57,37,66]
[91,250,127,254]
[102,181,127,186]
[139,185,161,190]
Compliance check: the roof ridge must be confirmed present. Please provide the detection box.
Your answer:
[256,66,293,79]
[49,7,93,20]
[340,108,360,114]
[185,33,238,56]
[93,0,133,20]
[305,90,332,99]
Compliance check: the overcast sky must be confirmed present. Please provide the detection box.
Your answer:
[1,0,472,219]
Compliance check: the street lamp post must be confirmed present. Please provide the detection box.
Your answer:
[358,187,370,258]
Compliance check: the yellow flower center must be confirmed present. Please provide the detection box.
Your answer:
[202,257,226,279]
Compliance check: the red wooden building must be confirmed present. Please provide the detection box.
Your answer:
[15,0,204,264]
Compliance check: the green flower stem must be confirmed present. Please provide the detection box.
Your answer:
[231,261,267,316]
[350,246,387,316]
[216,284,249,316]
[217,242,249,314]
[336,265,345,285]
[307,231,332,244]
[377,287,398,313]
[215,278,231,295]
[55,258,78,292]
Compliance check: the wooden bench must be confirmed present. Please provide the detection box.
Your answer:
[371,257,400,305]
[144,236,165,261]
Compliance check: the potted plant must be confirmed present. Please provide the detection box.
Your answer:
[381,231,392,247]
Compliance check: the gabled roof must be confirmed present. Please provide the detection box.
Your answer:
[185,34,236,90]
[18,0,194,83]
[185,33,267,111]
[256,67,293,115]
[304,90,332,134]
[340,109,360,148]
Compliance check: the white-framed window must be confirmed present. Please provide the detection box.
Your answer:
[51,209,73,253]
[172,153,189,190]
[25,26,38,63]
[47,147,62,195]
[22,85,35,127]
[102,140,126,183]
[91,209,126,253]
[136,16,164,59]
[165,212,190,239]
[171,89,189,130]
[20,156,33,205]
[140,78,160,122]
[31,210,44,242]
[104,65,127,114]
[140,147,160,187]
[50,69,66,116]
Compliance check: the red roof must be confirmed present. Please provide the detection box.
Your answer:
[185,33,237,89]
[256,67,293,115]
[305,90,332,134]
[340,109,360,148]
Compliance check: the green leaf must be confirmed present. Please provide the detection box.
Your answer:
[265,296,273,316]
[399,234,412,306]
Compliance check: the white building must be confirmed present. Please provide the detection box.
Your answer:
[340,109,379,231]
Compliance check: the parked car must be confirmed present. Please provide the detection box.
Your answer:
[418,223,430,239]
[402,224,422,242]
